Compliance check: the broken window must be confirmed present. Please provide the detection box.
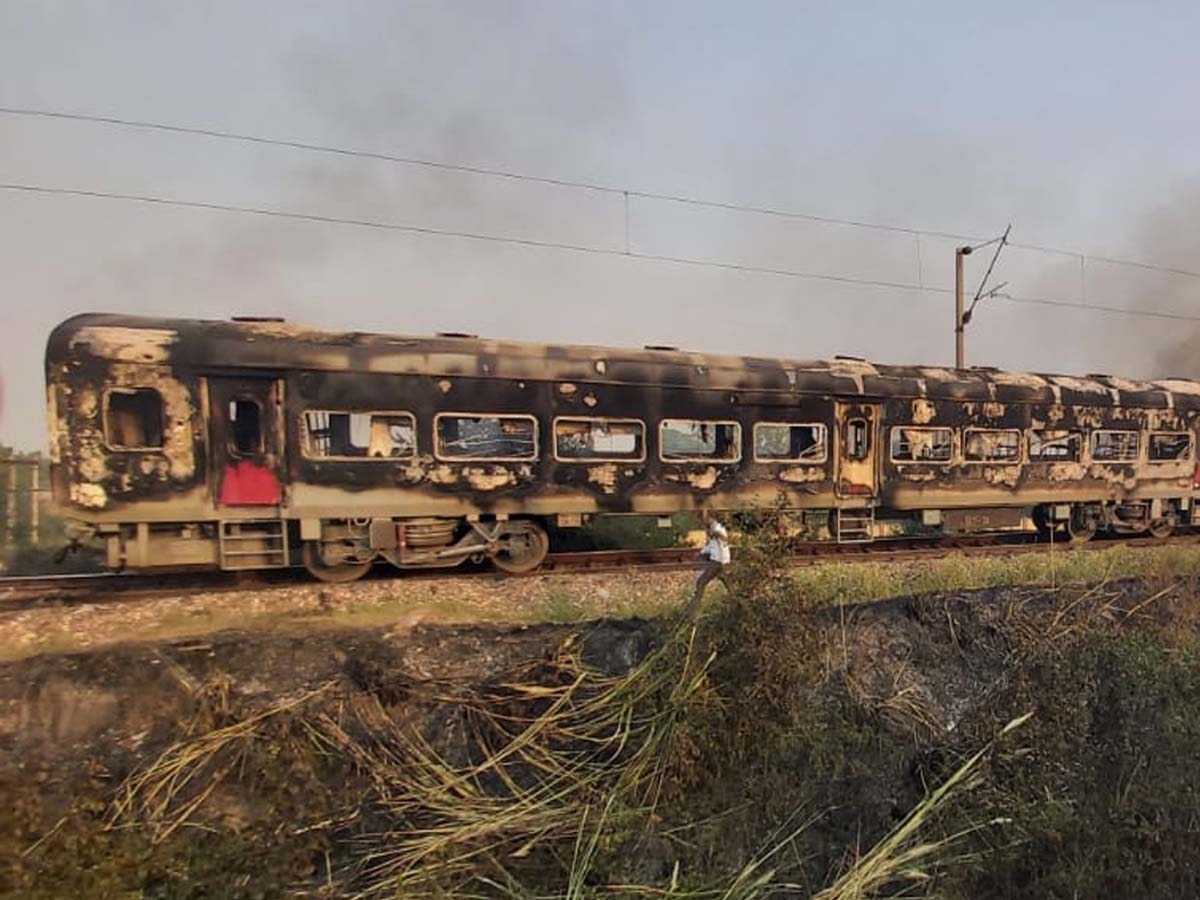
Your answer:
[754,423,827,463]
[436,414,537,460]
[105,387,165,449]
[554,418,644,461]
[659,419,741,462]
[302,411,415,459]
[964,429,1021,462]
[1029,429,1082,462]
[890,427,952,462]
[1150,431,1193,462]
[229,398,263,456]
[1090,430,1139,462]
[846,418,870,461]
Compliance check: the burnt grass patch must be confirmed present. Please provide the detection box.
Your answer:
[4,566,1200,897]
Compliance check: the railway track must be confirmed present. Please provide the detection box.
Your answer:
[3,530,1199,608]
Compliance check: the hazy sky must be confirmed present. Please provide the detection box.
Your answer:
[3,0,1200,449]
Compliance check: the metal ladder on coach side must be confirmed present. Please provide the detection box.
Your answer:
[218,518,290,570]
[835,507,876,544]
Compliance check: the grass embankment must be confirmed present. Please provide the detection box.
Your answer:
[7,536,1200,897]
[0,607,1009,899]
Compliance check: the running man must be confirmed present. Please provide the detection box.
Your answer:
[685,511,731,617]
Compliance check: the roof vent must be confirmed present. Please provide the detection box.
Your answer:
[1086,373,1111,380]
[970,365,1000,373]
[833,354,865,362]
[643,344,679,351]
[231,316,285,323]
[436,331,479,339]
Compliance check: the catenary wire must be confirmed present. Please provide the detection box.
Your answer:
[5,180,1200,325]
[0,106,934,237]
[0,182,934,290]
[8,105,1200,281]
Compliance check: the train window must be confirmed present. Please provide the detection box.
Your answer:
[229,398,263,456]
[1150,432,1193,462]
[553,418,645,461]
[302,411,416,459]
[846,418,870,461]
[890,427,952,462]
[435,413,538,460]
[104,388,165,449]
[659,419,742,462]
[753,423,827,463]
[1029,429,1082,462]
[1090,430,1139,462]
[964,429,1021,462]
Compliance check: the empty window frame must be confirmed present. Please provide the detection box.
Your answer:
[228,398,263,456]
[302,411,416,460]
[964,428,1021,463]
[1090,430,1139,462]
[659,419,742,462]
[1149,431,1193,462]
[890,427,953,463]
[1029,429,1082,462]
[753,422,827,463]
[553,417,645,462]
[104,387,165,449]
[435,413,538,461]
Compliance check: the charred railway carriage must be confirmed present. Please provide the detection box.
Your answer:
[45,313,1200,581]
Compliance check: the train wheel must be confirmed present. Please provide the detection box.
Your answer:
[1032,505,1058,540]
[492,521,549,574]
[1148,516,1176,540]
[302,541,373,583]
[1066,506,1098,544]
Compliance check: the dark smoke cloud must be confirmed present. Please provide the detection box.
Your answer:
[1127,181,1200,379]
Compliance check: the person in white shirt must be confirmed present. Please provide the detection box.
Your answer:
[685,511,731,616]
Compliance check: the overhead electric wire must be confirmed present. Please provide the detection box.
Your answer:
[0,181,933,291]
[5,179,1200,326]
[7,104,1200,281]
[0,105,935,237]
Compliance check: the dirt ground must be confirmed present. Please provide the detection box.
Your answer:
[0,568,695,661]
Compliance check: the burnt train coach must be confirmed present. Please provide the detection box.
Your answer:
[45,313,1200,581]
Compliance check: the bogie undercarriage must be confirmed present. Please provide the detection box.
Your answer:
[1030,498,1188,543]
[300,516,551,583]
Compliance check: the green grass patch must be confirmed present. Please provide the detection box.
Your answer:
[762,543,1200,611]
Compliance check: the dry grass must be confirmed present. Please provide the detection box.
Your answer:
[812,713,1032,900]
[316,628,715,897]
[85,515,1152,897]
[102,607,1036,899]
[111,680,336,843]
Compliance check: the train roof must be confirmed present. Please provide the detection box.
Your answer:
[46,312,1200,410]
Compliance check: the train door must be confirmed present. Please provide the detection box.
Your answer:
[207,376,285,508]
[834,402,880,500]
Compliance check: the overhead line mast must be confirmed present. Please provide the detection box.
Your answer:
[955,226,1011,369]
